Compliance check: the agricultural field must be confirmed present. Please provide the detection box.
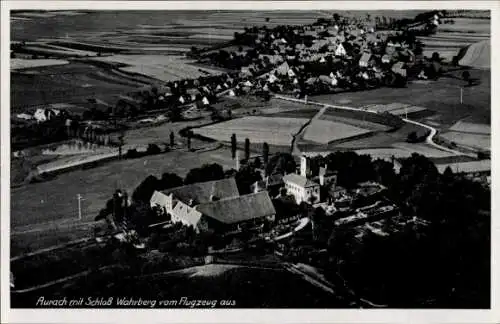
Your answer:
[11,62,146,111]
[360,103,429,117]
[319,113,391,132]
[11,10,323,53]
[193,116,309,146]
[11,146,238,230]
[91,55,223,82]
[11,58,69,70]
[419,18,490,62]
[439,132,490,152]
[448,120,491,134]
[302,119,371,144]
[311,68,490,128]
[437,116,491,152]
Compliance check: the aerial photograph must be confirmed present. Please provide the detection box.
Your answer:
[9,9,491,309]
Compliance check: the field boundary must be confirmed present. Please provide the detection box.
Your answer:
[274,94,477,158]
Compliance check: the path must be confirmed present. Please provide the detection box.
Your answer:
[402,118,476,157]
[274,217,310,241]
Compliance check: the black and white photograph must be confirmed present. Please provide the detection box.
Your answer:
[1,1,498,323]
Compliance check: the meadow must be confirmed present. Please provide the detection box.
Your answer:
[302,119,371,144]
[11,147,237,228]
[91,55,223,82]
[11,62,146,110]
[193,116,309,146]
[419,18,490,61]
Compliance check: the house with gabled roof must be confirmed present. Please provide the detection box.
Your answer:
[195,191,276,233]
[150,178,275,233]
[335,43,347,57]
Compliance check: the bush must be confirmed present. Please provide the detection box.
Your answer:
[147,143,161,155]
[125,149,139,158]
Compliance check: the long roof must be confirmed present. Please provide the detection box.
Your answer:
[283,173,319,188]
[196,191,276,224]
[162,178,239,205]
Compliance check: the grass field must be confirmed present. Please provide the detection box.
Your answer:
[11,58,69,70]
[419,18,490,62]
[440,132,490,151]
[11,62,146,110]
[193,116,309,146]
[91,54,223,82]
[448,120,491,134]
[11,147,237,228]
[302,119,371,144]
[312,68,490,127]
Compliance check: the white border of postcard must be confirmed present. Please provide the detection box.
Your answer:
[1,1,499,323]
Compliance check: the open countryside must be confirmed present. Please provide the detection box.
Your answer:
[10,9,491,310]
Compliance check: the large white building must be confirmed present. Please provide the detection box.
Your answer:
[283,156,321,204]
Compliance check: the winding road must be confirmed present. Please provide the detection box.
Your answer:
[273,94,476,158]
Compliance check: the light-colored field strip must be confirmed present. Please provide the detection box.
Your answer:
[11,58,69,70]
[193,116,308,146]
[303,119,371,144]
[440,132,490,151]
[92,54,223,81]
[449,121,491,134]
[361,103,409,113]
[389,106,428,116]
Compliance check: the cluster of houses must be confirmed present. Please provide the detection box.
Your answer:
[150,178,276,235]
[15,103,76,123]
[149,154,397,239]
[195,13,446,98]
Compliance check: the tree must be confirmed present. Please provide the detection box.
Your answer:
[266,153,297,176]
[184,163,225,185]
[158,172,183,190]
[170,131,175,147]
[407,131,418,143]
[462,70,471,85]
[231,133,237,160]
[442,166,454,181]
[187,130,192,150]
[262,142,269,166]
[118,133,125,160]
[146,143,161,155]
[431,51,440,62]
[253,157,262,169]
[244,138,250,162]
[235,165,262,194]
[132,175,159,203]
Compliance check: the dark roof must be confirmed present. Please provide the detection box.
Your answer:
[162,178,239,205]
[196,191,276,224]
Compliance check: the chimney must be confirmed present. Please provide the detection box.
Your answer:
[300,155,309,177]
[319,164,327,186]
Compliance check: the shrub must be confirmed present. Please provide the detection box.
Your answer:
[147,143,161,155]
